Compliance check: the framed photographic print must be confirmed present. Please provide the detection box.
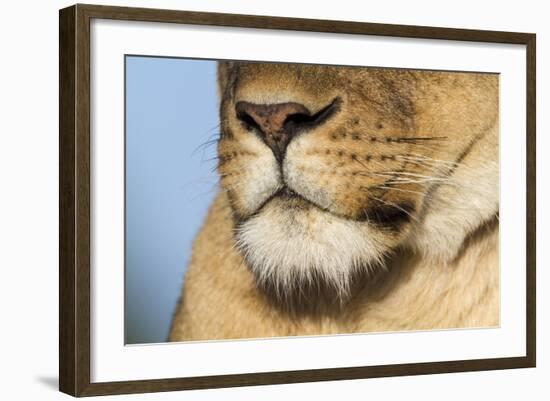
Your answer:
[59,4,536,397]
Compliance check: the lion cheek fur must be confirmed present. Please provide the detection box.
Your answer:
[221,134,282,219]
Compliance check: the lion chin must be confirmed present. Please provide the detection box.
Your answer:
[234,195,387,300]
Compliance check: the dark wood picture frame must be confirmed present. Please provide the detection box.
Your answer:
[59,3,536,397]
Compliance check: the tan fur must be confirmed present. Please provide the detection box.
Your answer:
[169,63,499,341]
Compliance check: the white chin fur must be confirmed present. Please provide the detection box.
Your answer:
[234,200,386,297]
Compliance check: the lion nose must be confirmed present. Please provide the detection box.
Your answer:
[235,101,313,162]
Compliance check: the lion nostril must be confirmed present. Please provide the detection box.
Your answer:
[235,98,340,162]
[283,112,314,129]
[236,101,310,133]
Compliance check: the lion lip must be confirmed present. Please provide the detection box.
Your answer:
[266,186,315,208]
[269,185,328,212]
[252,186,307,215]
[276,187,299,199]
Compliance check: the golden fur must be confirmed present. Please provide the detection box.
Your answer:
[169,62,499,341]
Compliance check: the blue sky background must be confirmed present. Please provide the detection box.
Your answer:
[125,56,218,344]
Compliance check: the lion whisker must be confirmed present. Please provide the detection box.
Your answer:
[368,195,419,223]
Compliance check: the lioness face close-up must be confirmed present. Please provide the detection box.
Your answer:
[169,61,499,341]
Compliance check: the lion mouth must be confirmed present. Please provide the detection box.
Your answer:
[265,186,314,211]
[275,186,300,199]
[260,184,415,231]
